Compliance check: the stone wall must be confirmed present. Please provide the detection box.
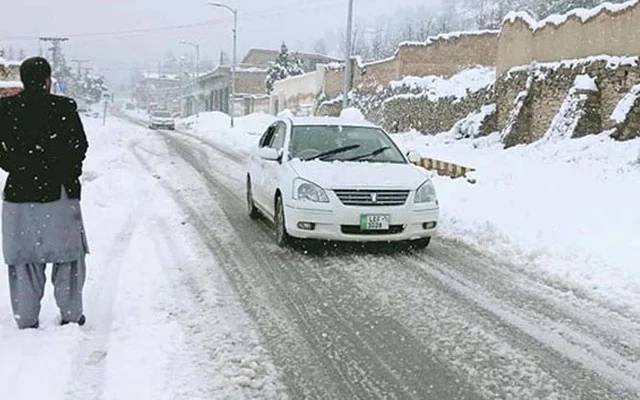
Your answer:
[381,88,494,133]
[271,67,325,115]
[235,69,268,95]
[321,31,499,101]
[497,58,640,146]
[323,67,345,100]
[319,77,495,135]
[497,1,640,75]
[0,61,20,81]
[397,33,499,78]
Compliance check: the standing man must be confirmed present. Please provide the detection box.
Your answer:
[0,57,89,329]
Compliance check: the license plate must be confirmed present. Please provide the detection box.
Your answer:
[360,214,390,231]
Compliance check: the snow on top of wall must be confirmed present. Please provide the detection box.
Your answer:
[143,72,180,80]
[611,84,640,123]
[325,62,344,71]
[399,30,499,48]
[0,81,22,89]
[573,74,598,91]
[361,55,396,68]
[507,54,640,76]
[0,57,21,67]
[503,0,640,32]
[339,107,367,123]
[388,66,495,102]
[356,30,499,71]
[237,67,268,73]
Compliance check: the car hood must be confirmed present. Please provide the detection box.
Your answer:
[289,159,429,190]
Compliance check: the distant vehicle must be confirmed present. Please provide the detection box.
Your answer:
[125,102,135,110]
[149,110,175,130]
[246,117,439,248]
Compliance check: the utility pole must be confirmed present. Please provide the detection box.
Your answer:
[208,2,238,128]
[40,37,69,94]
[39,37,69,72]
[70,59,90,76]
[343,0,355,109]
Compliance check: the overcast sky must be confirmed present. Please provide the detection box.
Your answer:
[0,0,441,85]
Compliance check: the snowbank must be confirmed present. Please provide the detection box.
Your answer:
[388,67,495,102]
[506,55,639,78]
[178,111,276,154]
[611,84,640,123]
[399,30,499,47]
[0,116,283,399]
[393,129,640,311]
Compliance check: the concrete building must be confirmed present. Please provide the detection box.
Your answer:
[133,72,182,112]
[242,48,340,71]
[270,66,326,116]
[182,48,340,117]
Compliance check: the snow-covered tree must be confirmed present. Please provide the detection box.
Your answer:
[265,43,304,93]
[313,39,328,56]
[534,0,625,17]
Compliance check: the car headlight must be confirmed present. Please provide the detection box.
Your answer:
[414,180,437,204]
[293,178,329,203]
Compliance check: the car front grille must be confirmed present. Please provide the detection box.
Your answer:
[341,225,405,235]
[334,190,410,207]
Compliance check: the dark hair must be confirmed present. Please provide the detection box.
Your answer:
[20,57,52,90]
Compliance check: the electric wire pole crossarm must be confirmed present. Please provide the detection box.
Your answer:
[208,2,238,128]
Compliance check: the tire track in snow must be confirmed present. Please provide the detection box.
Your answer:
[64,207,145,400]
[133,133,481,399]
[130,120,640,399]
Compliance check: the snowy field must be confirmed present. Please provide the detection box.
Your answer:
[395,130,640,312]
[178,110,640,313]
[0,116,283,400]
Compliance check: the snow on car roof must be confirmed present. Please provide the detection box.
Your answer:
[287,116,379,128]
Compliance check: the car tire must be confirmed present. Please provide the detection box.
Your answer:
[247,178,260,220]
[411,237,431,249]
[275,195,291,247]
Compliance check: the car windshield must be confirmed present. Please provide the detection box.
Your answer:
[153,111,172,118]
[289,125,407,164]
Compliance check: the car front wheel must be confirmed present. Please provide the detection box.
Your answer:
[247,178,260,220]
[275,196,291,247]
[410,237,431,250]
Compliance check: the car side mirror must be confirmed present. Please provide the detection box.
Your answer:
[407,151,421,164]
[258,147,281,162]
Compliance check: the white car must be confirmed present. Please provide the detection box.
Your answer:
[246,117,439,248]
[149,110,175,130]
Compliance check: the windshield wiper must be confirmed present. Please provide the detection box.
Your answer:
[303,144,361,161]
[348,146,391,161]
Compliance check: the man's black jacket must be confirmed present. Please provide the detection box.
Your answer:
[0,90,89,203]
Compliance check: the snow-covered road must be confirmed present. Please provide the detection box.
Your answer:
[127,115,639,399]
[1,115,639,399]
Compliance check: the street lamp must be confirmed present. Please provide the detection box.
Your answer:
[180,40,200,116]
[208,1,238,128]
[180,40,200,79]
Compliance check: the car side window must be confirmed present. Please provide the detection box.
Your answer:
[270,124,286,150]
[259,126,276,148]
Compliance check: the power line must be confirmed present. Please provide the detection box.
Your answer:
[0,19,222,41]
[1,1,346,42]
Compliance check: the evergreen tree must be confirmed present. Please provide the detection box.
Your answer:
[265,43,304,93]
